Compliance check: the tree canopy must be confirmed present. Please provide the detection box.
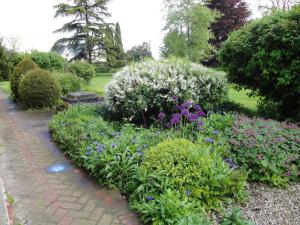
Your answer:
[52,0,110,63]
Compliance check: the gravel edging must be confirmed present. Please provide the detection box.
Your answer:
[242,183,300,225]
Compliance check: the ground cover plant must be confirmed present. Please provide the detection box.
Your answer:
[49,104,250,224]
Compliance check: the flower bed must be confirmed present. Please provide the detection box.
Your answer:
[49,104,250,224]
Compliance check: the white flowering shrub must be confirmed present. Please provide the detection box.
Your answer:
[105,58,228,122]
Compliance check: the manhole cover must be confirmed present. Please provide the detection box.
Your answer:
[47,163,71,173]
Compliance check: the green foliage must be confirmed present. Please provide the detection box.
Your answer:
[10,58,39,101]
[220,7,300,120]
[68,61,96,82]
[105,58,228,123]
[0,39,9,81]
[227,116,300,186]
[30,51,65,71]
[220,208,254,225]
[19,69,61,108]
[104,24,126,68]
[142,139,247,209]
[49,105,249,224]
[161,2,217,62]
[126,42,153,62]
[131,189,212,225]
[52,0,110,63]
[53,72,82,95]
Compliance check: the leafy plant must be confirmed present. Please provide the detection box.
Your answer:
[19,69,61,108]
[53,71,82,95]
[68,61,96,82]
[220,6,300,120]
[220,208,254,225]
[10,58,39,101]
[227,116,300,186]
[105,58,228,123]
[30,51,65,71]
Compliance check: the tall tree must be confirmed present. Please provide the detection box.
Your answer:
[206,0,251,48]
[52,0,110,63]
[114,22,125,67]
[104,24,116,67]
[127,42,152,62]
[161,0,217,62]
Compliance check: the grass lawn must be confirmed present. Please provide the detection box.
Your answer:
[229,87,258,112]
[0,81,10,93]
[82,73,113,96]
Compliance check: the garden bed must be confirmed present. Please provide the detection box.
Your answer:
[49,103,299,225]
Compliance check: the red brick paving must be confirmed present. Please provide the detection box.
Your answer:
[0,90,140,225]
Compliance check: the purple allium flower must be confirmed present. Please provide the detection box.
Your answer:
[181,101,192,109]
[197,110,206,117]
[171,114,181,125]
[223,158,239,170]
[185,190,192,196]
[171,96,178,102]
[181,108,190,117]
[188,113,199,122]
[158,112,166,121]
[193,104,202,112]
[206,138,214,143]
[146,196,154,202]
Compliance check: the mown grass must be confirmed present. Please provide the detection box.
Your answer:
[1,74,259,112]
[0,81,10,93]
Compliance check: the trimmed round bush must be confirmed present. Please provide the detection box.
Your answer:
[219,6,300,121]
[10,58,39,101]
[53,72,82,95]
[141,139,247,208]
[105,58,228,122]
[30,51,66,71]
[68,61,96,82]
[19,69,61,108]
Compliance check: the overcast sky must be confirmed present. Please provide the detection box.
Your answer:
[0,0,263,58]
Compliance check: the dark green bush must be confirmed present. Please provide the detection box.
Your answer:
[53,72,82,95]
[30,51,65,71]
[10,58,39,101]
[19,69,61,108]
[227,116,300,186]
[68,61,96,82]
[220,6,300,121]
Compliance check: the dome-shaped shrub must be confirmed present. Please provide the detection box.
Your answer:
[141,139,247,208]
[68,61,95,82]
[53,72,82,95]
[10,58,39,101]
[19,69,61,108]
[105,58,228,122]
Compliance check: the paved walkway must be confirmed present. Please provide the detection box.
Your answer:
[0,90,140,225]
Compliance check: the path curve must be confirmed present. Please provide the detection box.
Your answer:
[0,90,140,225]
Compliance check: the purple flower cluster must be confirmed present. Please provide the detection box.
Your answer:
[157,98,206,129]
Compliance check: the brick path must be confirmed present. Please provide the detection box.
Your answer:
[0,90,140,225]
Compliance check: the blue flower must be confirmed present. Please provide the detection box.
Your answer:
[223,158,239,170]
[206,138,214,144]
[97,145,104,154]
[111,143,117,149]
[146,196,154,202]
[185,190,192,196]
[143,144,148,149]
[213,130,219,135]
